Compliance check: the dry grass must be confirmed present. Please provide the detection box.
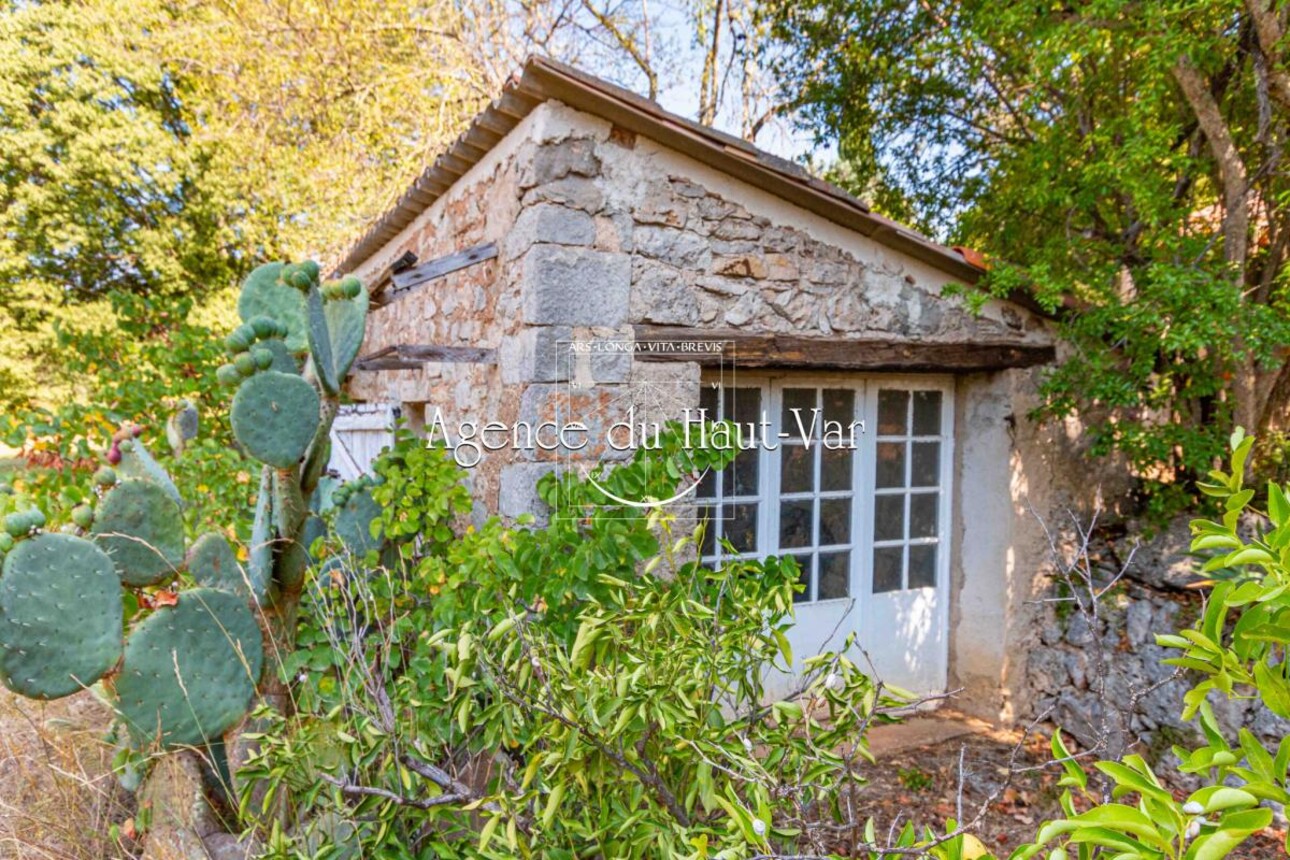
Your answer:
[0,688,136,859]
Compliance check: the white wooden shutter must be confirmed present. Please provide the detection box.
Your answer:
[329,403,398,480]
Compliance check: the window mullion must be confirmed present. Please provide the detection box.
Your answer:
[761,382,780,561]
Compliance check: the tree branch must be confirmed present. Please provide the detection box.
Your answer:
[1173,54,1251,273]
[1245,0,1290,111]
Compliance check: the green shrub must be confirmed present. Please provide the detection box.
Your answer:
[245,429,924,858]
[1012,429,1290,859]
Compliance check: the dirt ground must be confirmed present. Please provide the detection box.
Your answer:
[0,688,134,859]
[858,715,1288,858]
[2,693,1286,858]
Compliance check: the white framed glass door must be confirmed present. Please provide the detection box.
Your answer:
[694,376,953,695]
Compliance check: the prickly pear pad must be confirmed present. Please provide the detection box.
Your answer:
[187,532,263,603]
[335,489,384,556]
[247,467,275,595]
[116,437,182,505]
[307,280,369,394]
[112,587,264,748]
[258,337,301,375]
[0,534,123,699]
[91,479,185,587]
[230,371,321,468]
[237,262,308,353]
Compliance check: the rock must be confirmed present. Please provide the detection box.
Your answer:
[631,266,700,326]
[808,260,852,284]
[523,177,604,213]
[138,752,218,836]
[668,177,706,198]
[597,212,634,252]
[529,138,600,185]
[1026,529,1290,754]
[505,204,595,258]
[697,195,748,220]
[763,226,802,252]
[499,325,575,384]
[202,832,262,860]
[1065,613,1095,646]
[141,827,208,860]
[521,246,630,326]
[634,225,711,268]
[1125,599,1153,646]
[723,291,764,327]
[1064,651,1088,690]
[498,463,559,520]
[1118,516,1206,591]
[764,253,798,280]
[709,218,760,242]
[633,194,687,228]
[713,255,768,279]
[695,276,749,298]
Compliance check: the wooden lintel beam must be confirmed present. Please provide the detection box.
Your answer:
[391,242,498,294]
[631,326,1055,372]
[354,344,497,372]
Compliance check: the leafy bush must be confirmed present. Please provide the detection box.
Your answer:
[244,428,924,858]
[247,427,1290,859]
[1011,429,1289,859]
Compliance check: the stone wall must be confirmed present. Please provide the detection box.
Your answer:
[1023,517,1290,759]
[350,99,1054,520]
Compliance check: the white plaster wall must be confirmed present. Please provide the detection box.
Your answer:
[950,373,1024,720]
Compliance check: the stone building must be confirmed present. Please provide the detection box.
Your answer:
[332,58,1087,723]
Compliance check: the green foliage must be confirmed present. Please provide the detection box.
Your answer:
[242,431,976,858]
[1009,431,1290,859]
[0,1,252,407]
[770,0,1290,500]
[369,428,472,550]
[0,289,256,538]
[0,260,369,759]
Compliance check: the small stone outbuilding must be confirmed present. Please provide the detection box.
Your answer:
[333,58,1090,722]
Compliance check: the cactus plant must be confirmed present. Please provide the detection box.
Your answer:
[307,275,369,394]
[114,587,264,747]
[0,258,375,758]
[187,532,264,603]
[0,532,123,699]
[91,478,185,586]
[332,478,384,556]
[230,371,321,468]
[236,262,309,353]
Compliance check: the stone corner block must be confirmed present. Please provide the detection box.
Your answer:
[499,325,576,384]
[503,204,596,260]
[521,245,630,326]
[498,462,560,519]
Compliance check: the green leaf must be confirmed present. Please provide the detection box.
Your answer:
[1254,659,1290,718]
[1052,730,1087,790]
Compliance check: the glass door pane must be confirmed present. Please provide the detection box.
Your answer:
[774,385,857,603]
[696,385,763,562]
[871,388,944,593]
